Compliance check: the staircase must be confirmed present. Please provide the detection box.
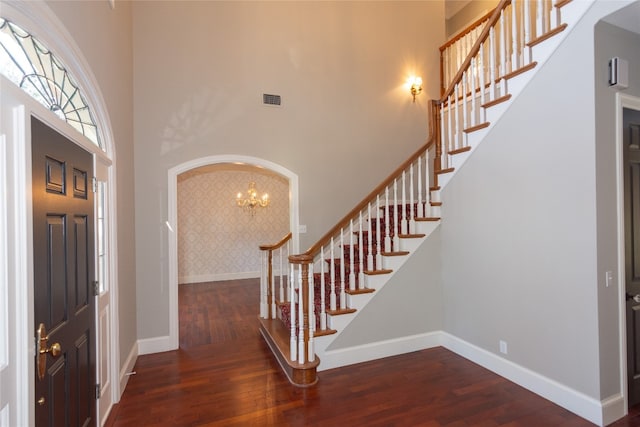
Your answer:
[258,0,594,387]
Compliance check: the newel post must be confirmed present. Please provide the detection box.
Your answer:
[289,254,314,364]
[432,99,443,186]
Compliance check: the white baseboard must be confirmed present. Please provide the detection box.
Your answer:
[137,335,176,355]
[601,393,625,426]
[316,330,622,426]
[117,341,138,401]
[439,332,613,427]
[317,331,441,371]
[178,271,260,284]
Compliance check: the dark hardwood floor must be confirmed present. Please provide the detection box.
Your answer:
[105,278,640,426]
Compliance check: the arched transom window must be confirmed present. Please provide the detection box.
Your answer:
[0,18,102,149]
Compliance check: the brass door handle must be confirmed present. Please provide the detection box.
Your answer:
[36,323,62,380]
[40,342,61,357]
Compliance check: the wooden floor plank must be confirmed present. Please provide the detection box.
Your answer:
[105,278,640,426]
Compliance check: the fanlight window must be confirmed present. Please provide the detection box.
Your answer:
[0,18,101,148]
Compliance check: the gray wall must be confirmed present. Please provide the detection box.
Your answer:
[594,16,640,398]
[446,0,497,38]
[132,1,445,340]
[45,1,137,370]
[439,0,636,400]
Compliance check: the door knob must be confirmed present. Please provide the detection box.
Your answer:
[40,341,61,357]
[36,323,62,380]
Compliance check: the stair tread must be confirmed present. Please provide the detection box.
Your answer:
[398,233,426,238]
[314,328,337,337]
[346,288,375,295]
[327,308,357,316]
[464,122,490,134]
[415,217,440,222]
[436,167,454,175]
[502,61,537,81]
[527,24,567,48]
[381,251,410,256]
[482,94,512,109]
[364,269,393,275]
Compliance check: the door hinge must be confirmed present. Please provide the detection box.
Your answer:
[92,280,100,296]
[92,176,97,193]
[95,383,101,400]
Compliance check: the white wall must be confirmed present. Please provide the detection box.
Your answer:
[439,0,637,402]
[132,1,445,341]
[594,12,640,399]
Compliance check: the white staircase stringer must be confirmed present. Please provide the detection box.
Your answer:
[438,0,594,192]
[313,221,440,368]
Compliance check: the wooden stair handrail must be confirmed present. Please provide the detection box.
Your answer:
[439,7,495,96]
[439,8,494,53]
[301,100,439,258]
[259,232,292,252]
[440,0,510,103]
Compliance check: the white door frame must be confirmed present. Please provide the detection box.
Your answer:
[1,2,120,425]
[616,92,640,415]
[165,155,300,351]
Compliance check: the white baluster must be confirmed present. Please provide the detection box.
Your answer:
[489,26,497,100]
[329,238,336,311]
[445,96,452,169]
[349,219,355,291]
[339,228,346,309]
[424,150,431,218]
[400,172,408,235]
[471,57,477,127]
[278,246,283,302]
[392,179,400,250]
[479,42,486,111]
[454,83,460,153]
[511,0,519,71]
[499,9,507,95]
[542,0,549,35]
[289,263,296,361]
[552,0,560,29]
[384,187,391,252]
[536,0,543,41]
[308,264,315,362]
[408,165,415,233]
[271,254,276,318]
[319,247,327,331]
[367,203,374,271]
[462,70,468,137]
[417,157,424,218]
[358,210,365,288]
[375,195,383,269]
[260,251,267,318]
[524,0,532,64]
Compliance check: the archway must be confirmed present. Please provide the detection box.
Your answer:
[167,155,299,349]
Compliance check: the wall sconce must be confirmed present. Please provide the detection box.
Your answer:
[409,76,422,103]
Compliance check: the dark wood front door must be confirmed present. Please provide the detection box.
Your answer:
[32,117,96,426]
[625,107,640,407]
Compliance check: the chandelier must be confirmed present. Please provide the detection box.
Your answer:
[236,181,270,213]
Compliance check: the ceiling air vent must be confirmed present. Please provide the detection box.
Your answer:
[263,93,281,106]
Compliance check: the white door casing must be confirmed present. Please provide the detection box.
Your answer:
[0,1,120,425]
[617,93,640,414]
[0,76,30,427]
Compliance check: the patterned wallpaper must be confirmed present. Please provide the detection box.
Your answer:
[177,164,290,284]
